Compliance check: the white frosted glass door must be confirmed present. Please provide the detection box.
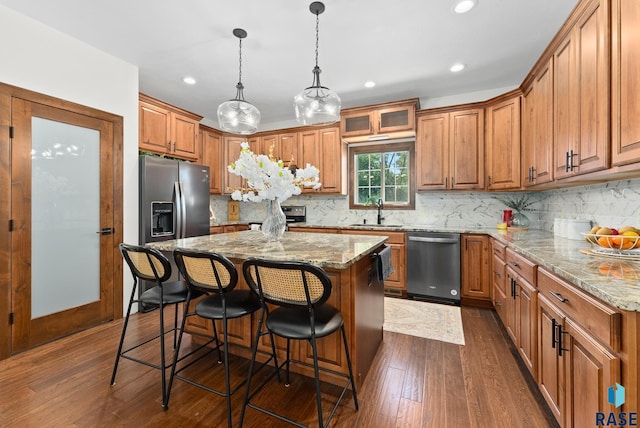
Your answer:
[31,117,100,318]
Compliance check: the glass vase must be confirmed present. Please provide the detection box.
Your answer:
[262,199,286,241]
[511,211,530,229]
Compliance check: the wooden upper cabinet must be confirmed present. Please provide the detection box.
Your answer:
[222,135,245,194]
[522,59,554,187]
[138,94,202,161]
[341,99,418,139]
[554,0,609,179]
[611,0,640,166]
[260,132,298,167]
[416,112,448,190]
[450,109,485,190]
[199,126,222,194]
[485,94,521,190]
[298,126,345,194]
[416,108,484,191]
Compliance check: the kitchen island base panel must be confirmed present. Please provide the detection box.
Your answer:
[185,254,384,388]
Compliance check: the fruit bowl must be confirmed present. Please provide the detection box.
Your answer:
[582,233,640,253]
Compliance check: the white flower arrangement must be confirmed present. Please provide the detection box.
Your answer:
[227,142,322,202]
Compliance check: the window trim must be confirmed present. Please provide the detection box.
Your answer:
[348,142,415,210]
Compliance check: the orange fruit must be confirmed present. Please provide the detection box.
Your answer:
[610,236,624,249]
[598,236,614,248]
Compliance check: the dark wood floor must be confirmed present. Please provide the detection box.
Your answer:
[0,306,558,427]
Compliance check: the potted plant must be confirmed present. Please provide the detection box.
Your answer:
[495,194,534,228]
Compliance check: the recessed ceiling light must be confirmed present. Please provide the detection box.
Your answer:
[364,81,376,88]
[182,76,197,85]
[450,63,465,72]
[454,0,477,14]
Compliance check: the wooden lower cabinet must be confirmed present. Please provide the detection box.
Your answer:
[339,229,406,294]
[538,295,564,421]
[535,266,622,428]
[461,234,491,304]
[538,293,620,427]
[209,224,249,235]
[515,274,537,377]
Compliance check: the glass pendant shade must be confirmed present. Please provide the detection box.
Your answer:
[294,2,340,126]
[218,28,260,135]
[217,91,261,134]
[294,67,341,126]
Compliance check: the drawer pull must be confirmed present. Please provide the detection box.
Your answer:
[549,291,569,303]
[510,261,520,267]
[493,270,501,277]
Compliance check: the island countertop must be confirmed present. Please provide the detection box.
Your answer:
[146,230,387,270]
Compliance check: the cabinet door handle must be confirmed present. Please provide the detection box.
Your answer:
[510,277,518,299]
[557,324,569,356]
[445,177,448,188]
[551,318,558,349]
[549,291,569,303]
[531,167,536,182]
[488,176,492,185]
[451,177,455,186]
[565,151,570,172]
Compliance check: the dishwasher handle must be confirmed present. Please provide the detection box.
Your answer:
[408,236,459,244]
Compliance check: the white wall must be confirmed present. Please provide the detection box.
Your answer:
[0,5,139,316]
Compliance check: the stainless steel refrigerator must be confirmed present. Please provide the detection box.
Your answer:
[138,155,210,311]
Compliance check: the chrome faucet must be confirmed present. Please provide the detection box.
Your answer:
[376,198,384,224]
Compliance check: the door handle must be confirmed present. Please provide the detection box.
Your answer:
[96,227,114,235]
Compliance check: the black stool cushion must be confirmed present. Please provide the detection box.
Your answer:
[196,290,261,320]
[266,304,343,340]
[140,280,190,305]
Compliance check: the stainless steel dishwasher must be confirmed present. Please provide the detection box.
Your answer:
[406,232,461,303]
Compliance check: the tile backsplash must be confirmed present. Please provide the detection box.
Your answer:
[210,178,640,232]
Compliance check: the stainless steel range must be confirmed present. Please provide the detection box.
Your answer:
[282,205,306,224]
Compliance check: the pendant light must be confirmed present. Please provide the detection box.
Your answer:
[217,28,261,135]
[293,1,341,126]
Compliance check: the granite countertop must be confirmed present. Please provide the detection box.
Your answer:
[291,223,640,312]
[147,230,387,270]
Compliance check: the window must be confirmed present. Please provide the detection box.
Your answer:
[349,142,415,209]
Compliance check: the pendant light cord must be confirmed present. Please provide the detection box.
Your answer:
[238,37,243,86]
[314,11,319,69]
[235,35,245,100]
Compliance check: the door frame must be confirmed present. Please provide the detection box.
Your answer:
[0,82,124,359]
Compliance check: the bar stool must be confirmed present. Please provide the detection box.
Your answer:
[240,257,359,428]
[111,243,197,408]
[167,249,277,428]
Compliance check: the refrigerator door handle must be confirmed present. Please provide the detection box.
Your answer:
[174,181,185,239]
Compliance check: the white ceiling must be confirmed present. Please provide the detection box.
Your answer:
[0,0,579,129]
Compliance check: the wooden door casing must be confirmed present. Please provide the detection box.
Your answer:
[1,82,123,358]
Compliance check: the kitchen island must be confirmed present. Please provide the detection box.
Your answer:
[147,230,387,386]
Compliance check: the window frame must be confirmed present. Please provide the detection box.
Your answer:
[348,142,415,210]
